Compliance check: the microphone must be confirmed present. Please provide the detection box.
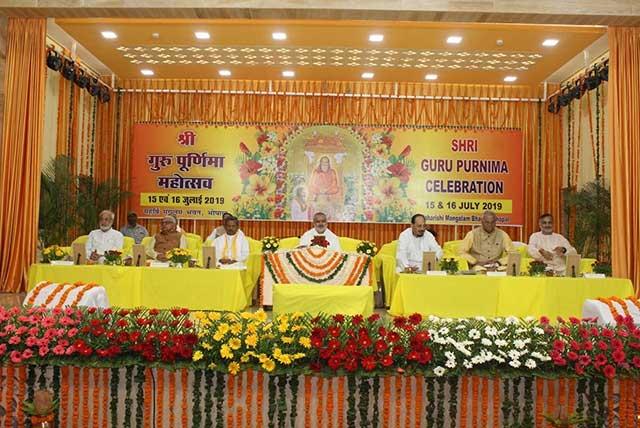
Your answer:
[75,253,81,265]
[136,255,141,267]
[427,262,432,271]
[572,265,576,278]
[512,263,517,276]
[206,256,211,269]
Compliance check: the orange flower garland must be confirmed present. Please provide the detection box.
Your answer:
[459,376,468,428]
[404,377,411,428]
[414,376,423,428]
[492,378,500,428]
[290,251,344,277]
[481,377,489,428]
[16,366,26,425]
[597,297,629,320]
[60,366,69,428]
[245,371,253,428]
[43,283,68,307]
[472,377,480,427]
[547,379,555,426]
[169,370,176,428]
[256,372,264,428]
[382,377,390,427]
[237,373,243,428]
[73,367,80,425]
[70,283,99,307]
[82,367,90,423]
[626,295,640,312]
[394,377,401,428]
[558,378,566,416]
[227,373,235,428]
[92,368,100,427]
[316,378,324,427]
[567,379,576,423]
[26,281,51,305]
[619,379,626,426]
[157,369,164,428]
[337,376,345,428]
[327,377,334,428]
[143,369,152,428]
[56,282,83,309]
[5,366,14,424]
[609,296,632,318]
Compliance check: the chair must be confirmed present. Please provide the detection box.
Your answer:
[184,233,203,265]
[72,235,134,256]
[278,237,300,250]
[338,237,361,253]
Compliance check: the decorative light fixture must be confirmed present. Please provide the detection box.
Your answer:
[61,59,76,81]
[446,36,463,44]
[101,31,117,40]
[218,69,231,77]
[542,39,559,47]
[369,34,384,42]
[195,32,210,40]
[74,69,90,89]
[46,49,63,71]
[99,86,111,104]
[87,78,101,97]
[140,69,154,76]
[425,74,438,80]
[282,70,295,77]
[503,76,517,82]
[361,72,374,79]
[272,32,287,40]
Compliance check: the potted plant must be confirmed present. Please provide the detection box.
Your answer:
[261,236,280,253]
[528,260,547,276]
[439,258,459,275]
[166,248,192,268]
[103,249,123,266]
[356,240,378,256]
[41,245,68,264]
[592,261,612,277]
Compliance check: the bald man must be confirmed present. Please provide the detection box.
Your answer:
[86,210,124,262]
[145,216,187,262]
[459,211,515,271]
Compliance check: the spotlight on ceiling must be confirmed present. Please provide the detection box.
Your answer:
[140,69,154,76]
[218,69,231,77]
[369,34,384,42]
[425,74,438,81]
[542,39,559,47]
[194,31,210,40]
[101,31,117,40]
[46,49,63,71]
[446,36,462,44]
[503,76,517,83]
[61,59,76,81]
[282,70,295,77]
[272,32,287,40]
[361,72,374,79]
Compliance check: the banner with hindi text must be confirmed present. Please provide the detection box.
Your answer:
[130,124,523,225]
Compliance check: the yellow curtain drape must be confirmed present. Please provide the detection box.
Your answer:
[107,79,562,247]
[609,27,640,292]
[0,18,46,292]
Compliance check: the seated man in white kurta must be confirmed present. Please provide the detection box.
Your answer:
[528,213,577,274]
[396,213,443,273]
[86,210,124,263]
[298,212,341,251]
[213,216,249,269]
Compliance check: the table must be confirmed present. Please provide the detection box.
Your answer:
[389,274,635,319]
[28,264,253,311]
[272,284,374,316]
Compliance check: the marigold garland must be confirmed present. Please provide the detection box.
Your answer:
[547,379,555,426]
[337,376,345,428]
[609,296,632,318]
[182,369,189,428]
[256,372,264,428]
[459,376,468,428]
[60,366,69,427]
[144,369,152,428]
[394,376,402,428]
[227,373,235,428]
[26,281,51,305]
[382,377,390,427]
[16,366,26,426]
[403,377,411,428]
[43,282,69,307]
[481,377,489,428]
[72,367,81,426]
[472,376,479,427]
[619,378,627,426]
[82,367,90,423]
[492,378,500,428]
[169,369,177,428]
[558,378,566,416]
[56,282,82,309]
[70,283,99,307]
[414,376,423,428]
[5,365,15,424]
[157,368,164,428]
[597,297,628,320]
[327,377,334,428]
[92,368,100,427]
[237,372,243,428]
[626,295,640,313]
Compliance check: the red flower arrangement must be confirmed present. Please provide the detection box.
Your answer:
[310,236,330,248]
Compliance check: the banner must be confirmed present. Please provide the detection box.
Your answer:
[130,124,523,225]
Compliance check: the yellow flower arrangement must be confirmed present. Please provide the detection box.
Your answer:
[228,362,240,375]
[42,245,69,263]
[166,248,191,266]
[220,344,233,359]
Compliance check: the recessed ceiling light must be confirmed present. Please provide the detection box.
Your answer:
[504,75,517,82]
[369,34,384,42]
[282,70,295,77]
[151,32,160,39]
[361,72,374,79]
[140,69,154,76]
[272,32,287,41]
[447,36,463,44]
[425,74,438,80]
[101,31,117,40]
[542,38,559,47]
[218,69,231,77]
[195,31,210,40]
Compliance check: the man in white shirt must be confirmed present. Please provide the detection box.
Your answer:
[298,212,342,251]
[86,210,124,263]
[396,213,443,273]
[528,213,577,274]
[213,216,250,269]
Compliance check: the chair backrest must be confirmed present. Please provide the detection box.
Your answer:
[141,236,152,248]
[122,237,135,256]
[72,235,89,246]
[279,237,300,250]
[442,240,464,256]
[339,237,361,252]
[378,240,398,256]
[247,237,262,254]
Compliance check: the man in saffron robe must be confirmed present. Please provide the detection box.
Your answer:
[308,156,342,218]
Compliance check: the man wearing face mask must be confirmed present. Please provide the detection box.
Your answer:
[528,213,577,274]
[86,210,124,262]
[298,212,342,251]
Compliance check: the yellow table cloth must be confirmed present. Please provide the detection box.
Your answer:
[273,284,374,316]
[28,264,250,311]
[389,274,634,319]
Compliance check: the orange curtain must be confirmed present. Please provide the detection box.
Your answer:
[107,79,562,246]
[0,18,46,292]
[609,27,640,291]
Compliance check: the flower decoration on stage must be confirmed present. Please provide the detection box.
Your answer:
[192,311,308,374]
[166,248,191,267]
[592,261,612,277]
[362,129,416,222]
[233,128,284,219]
[103,249,123,266]
[41,245,68,263]
[261,236,280,253]
[439,258,459,275]
[310,235,330,248]
[356,240,377,256]
[528,260,547,276]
